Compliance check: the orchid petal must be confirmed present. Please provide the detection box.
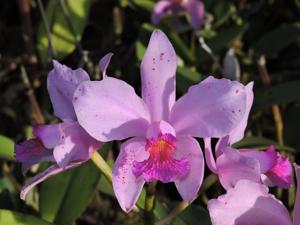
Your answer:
[293,164,300,225]
[53,121,101,168]
[208,180,292,225]
[20,162,83,200]
[14,139,54,174]
[141,29,177,122]
[228,82,254,144]
[33,124,62,149]
[151,0,173,24]
[204,138,217,173]
[170,76,247,138]
[73,77,150,142]
[48,60,90,121]
[99,53,113,79]
[112,137,148,212]
[174,136,204,200]
[215,135,230,158]
[216,147,261,190]
[185,0,205,29]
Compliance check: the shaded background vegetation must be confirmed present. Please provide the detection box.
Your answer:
[0,0,300,224]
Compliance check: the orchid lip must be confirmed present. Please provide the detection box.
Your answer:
[132,121,190,183]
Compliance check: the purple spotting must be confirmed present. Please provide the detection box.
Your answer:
[73,29,249,212]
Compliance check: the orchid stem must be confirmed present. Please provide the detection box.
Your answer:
[144,181,157,224]
[91,151,112,183]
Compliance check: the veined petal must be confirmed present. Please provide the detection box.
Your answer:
[112,137,148,212]
[141,30,177,122]
[48,60,90,121]
[53,121,101,168]
[228,82,254,145]
[20,162,83,200]
[208,180,292,225]
[185,0,205,29]
[170,76,247,138]
[99,53,113,79]
[174,136,204,200]
[216,147,261,190]
[293,164,300,225]
[151,0,173,24]
[73,77,150,142]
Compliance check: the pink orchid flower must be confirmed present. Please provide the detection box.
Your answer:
[208,164,300,225]
[73,30,249,212]
[204,83,292,190]
[152,0,205,30]
[15,61,102,200]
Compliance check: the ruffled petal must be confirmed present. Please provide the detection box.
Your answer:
[185,0,205,29]
[53,121,102,168]
[48,60,90,121]
[99,53,113,79]
[73,77,150,142]
[174,136,204,200]
[170,76,247,138]
[20,162,83,200]
[112,137,148,212]
[14,139,54,174]
[208,180,292,225]
[228,82,254,144]
[216,147,261,190]
[151,0,173,24]
[141,29,177,122]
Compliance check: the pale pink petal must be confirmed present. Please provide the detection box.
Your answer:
[141,29,177,122]
[48,60,90,121]
[170,76,247,138]
[33,124,62,149]
[208,180,292,225]
[20,162,83,200]
[174,136,204,200]
[112,137,148,212]
[185,0,205,29]
[293,164,300,225]
[239,146,277,173]
[73,77,150,142]
[216,147,261,190]
[53,121,101,168]
[228,82,254,144]
[215,135,230,158]
[14,139,54,174]
[204,138,217,173]
[151,0,173,24]
[99,53,113,79]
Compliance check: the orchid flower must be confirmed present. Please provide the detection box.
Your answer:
[152,0,205,30]
[73,29,249,212]
[204,83,292,190]
[15,61,102,200]
[208,164,300,225]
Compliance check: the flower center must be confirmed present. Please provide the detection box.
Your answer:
[132,124,190,183]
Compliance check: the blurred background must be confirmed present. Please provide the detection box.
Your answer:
[0,0,300,224]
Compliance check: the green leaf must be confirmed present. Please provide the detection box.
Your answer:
[252,23,300,56]
[233,137,296,152]
[206,24,248,53]
[0,135,14,160]
[37,0,92,63]
[39,144,109,225]
[178,205,211,225]
[284,104,300,150]
[177,67,202,93]
[0,210,53,225]
[131,0,155,11]
[253,80,300,110]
